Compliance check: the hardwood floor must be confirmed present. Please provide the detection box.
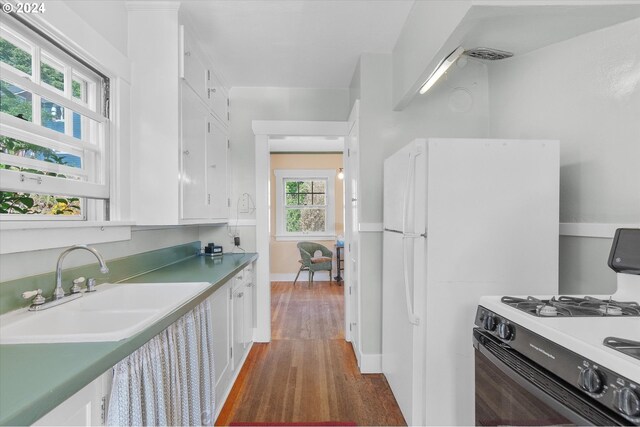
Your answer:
[216,281,406,426]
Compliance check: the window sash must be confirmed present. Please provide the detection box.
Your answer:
[0,16,110,219]
[0,168,108,199]
[1,64,106,123]
[274,169,336,238]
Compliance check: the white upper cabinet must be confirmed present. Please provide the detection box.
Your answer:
[206,119,229,220]
[180,26,208,103]
[181,82,210,220]
[207,71,229,125]
[128,5,229,225]
[182,25,229,128]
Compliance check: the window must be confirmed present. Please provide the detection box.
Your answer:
[0,16,109,220]
[274,169,336,240]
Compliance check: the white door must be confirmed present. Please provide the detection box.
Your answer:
[344,101,360,363]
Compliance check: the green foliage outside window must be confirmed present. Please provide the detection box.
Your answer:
[284,179,327,233]
[0,38,82,216]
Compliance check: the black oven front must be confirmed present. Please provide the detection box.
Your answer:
[473,327,633,426]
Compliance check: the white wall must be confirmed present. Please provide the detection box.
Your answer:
[61,0,129,57]
[488,17,640,294]
[354,52,489,354]
[199,87,351,251]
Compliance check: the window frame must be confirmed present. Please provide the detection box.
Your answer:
[0,15,110,221]
[274,169,336,241]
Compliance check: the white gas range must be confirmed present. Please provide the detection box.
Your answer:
[473,228,640,426]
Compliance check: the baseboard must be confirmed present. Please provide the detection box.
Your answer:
[270,271,332,282]
[358,351,382,374]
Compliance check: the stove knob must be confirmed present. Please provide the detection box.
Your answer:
[497,322,513,340]
[482,315,496,331]
[578,368,604,394]
[616,387,640,418]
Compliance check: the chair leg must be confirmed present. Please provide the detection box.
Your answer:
[330,268,333,284]
[294,265,304,286]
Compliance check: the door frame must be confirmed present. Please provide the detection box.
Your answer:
[343,100,361,364]
[252,120,352,343]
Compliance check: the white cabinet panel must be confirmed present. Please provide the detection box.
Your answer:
[181,84,209,220]
[209,282,232,401]
[206,119,228,220]
[181,26,208,103]
[243,280,254,346]
[208,71,228,125]
[232,284,244,370]
[34,370,111,426]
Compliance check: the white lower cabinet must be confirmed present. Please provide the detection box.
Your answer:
[210,262,256,419]
[33,370,111,426]
[209,279,232,402]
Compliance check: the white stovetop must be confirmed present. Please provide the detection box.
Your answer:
[479,273,640,382]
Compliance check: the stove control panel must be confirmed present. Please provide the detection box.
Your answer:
[476,308,515,341]
[475,306,640,425]
[578,366,604,394]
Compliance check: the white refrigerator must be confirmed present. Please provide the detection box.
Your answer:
[382,138,560,426]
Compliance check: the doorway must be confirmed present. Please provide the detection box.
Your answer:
[252,109,361,367]
[268,151,344,283]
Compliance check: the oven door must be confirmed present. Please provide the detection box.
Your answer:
[473,328,625,426]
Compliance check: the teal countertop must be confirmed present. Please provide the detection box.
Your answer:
[0,252,258,426]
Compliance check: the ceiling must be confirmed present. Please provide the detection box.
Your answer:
[181,0,414,88]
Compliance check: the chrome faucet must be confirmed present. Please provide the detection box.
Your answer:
[54,245,109,300]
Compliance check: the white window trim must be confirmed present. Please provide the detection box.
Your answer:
[274,169,336,241]
[0,14,109,222]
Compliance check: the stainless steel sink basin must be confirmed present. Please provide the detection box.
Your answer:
[0,282,210,344]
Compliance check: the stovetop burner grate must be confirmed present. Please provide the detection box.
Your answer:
[501,295,640,317]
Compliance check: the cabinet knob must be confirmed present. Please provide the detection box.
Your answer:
[184,51,191,57]
[210,164,217,168]
[183,150,190,155]
[212,88,217,93]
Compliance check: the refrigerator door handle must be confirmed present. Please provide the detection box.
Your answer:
[402,237,420,325]
[402,150,420,326]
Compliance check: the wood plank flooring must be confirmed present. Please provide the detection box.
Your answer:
[216,281,406,426]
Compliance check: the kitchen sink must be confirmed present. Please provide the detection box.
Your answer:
[0,282,210,344]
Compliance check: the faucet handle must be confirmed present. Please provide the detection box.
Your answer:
[86,278,97,293]
[71,277,85,294]
[22,289,45,306]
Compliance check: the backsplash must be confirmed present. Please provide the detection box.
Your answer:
[0,242,201,315]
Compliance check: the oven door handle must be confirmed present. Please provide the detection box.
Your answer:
[473,329,621,426]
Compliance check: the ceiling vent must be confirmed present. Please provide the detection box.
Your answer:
[464,47,514,61]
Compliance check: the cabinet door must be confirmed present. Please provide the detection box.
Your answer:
[243,280,254,347]
[206,118,228,220]
[232,286,244,370]
[181,83,209,220]
[209,283,232,401]
[34,371,109,426]
[181,26,207,102]
[207,71,228,124]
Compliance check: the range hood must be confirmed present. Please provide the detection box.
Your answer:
[394,1,640,110]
